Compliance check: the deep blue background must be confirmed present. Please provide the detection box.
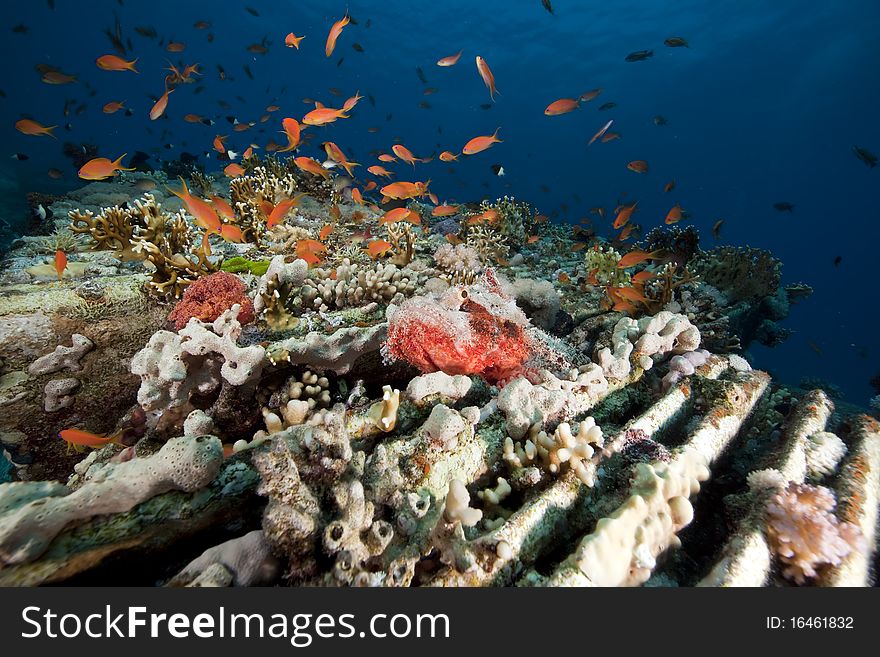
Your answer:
[1,0,878,404]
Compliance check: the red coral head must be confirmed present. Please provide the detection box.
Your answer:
[167,271,255,330]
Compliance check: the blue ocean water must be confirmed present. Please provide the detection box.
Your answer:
[0,0,877,404]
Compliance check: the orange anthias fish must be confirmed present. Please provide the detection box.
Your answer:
[466,209,500,225]
[167,42,186,53]
[267,194,307,228]
[363,181,377,192]
[224,163,245,177]
[380,181,429,200]
[616,249,664,269]
[278,117,301,152]
[432,204,460,217]
[102,101,126,114]
[325,13,350,57]
[366,239,394,260]
[462,128,502,155]
[631,270,656,285]
[59,428,125,453]
[296,239,327,265]
[439,151,459,162]
[294,156,331,179]
[15,119,57,138]
[302,107,349,126]
[78,154,134,180]
[342,91,363,112]
[167,177,221,233]
[609,286,651,305]
[285,33,305,49]
[664,179,676,193]
[319,224,333,241]
[150,88,174,120]
[54,249,67,280]
[437,50,463,67]
[219,225,244,243]
[665,204,684,224]
[612,202,638,229]
[368,165,393,178]
[475,56,498,101]
[378,153,397,163]
[96,55,139,72]
[324,141,359,176]
[210,196,236,222]
[601,132,621,143]
[380,207,419,225]
[627,160,649,173]
[213,135,227,154]
[588,119,613,146]
[351,188,364,205]
[544,98,579,116]
[392,144,429,166]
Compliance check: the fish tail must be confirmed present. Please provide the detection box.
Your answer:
[129,59,139,73]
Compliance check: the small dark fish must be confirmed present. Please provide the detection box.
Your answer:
[48,0,55,8]
[0,89,5,98]
[598,102,617,111]
[194,85,206,94]
[194,21,211,29]
[773,202,795,212]
[833,255,842,267]
[12,24,28,34]
[368,94,376,106]
[541,0,554,14]
[328,87,343,96]
[11,153,29,161]
[808,342,822,356]
[852,145,877,168]
[245,6,259,16]
[653,115,668,126]
[244,64,253,80]
[418,101,431,109]
[217,64,226,80]
[207,33,215,43]
[352,42,364,52]
[625,50,653,62]
[540,184,550,193]
[104,14,127,56]
[124,108,134,117]
[480,103,492,110]
[712,219,724,239]
[366,19,371,28]
[416,66,428,84]
[664,36,689,47]
[337,57,344,67]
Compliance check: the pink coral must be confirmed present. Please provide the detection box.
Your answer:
[766,482,864,584]
[168,271,255,330]
[384,273,530,384]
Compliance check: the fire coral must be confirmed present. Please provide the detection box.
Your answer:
[383,272,530,383]
[167,271,255,330]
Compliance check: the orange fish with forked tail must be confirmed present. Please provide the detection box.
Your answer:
[475,56,498,101]
[616,249,664,269]
[544,98,579,116]
[285,33,305,49]
[15,119,57,138]
[462,128,502,155]
[166,177,222,233]
[392,144,429,166]
[437,50,463,67]
[278,117,301,152]
[325,13,350,57]
[302,106,349,126]
[294,156,331,179]
[366,239,394,260]
[96,55,139,72]
[78,154,134,180]
[612,202,638,229]
[59,428,125,453]
[380,181,430,200]
[150,87,174,120]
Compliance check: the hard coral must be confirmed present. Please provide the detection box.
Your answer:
[167,271,255,330]
[384,272,530,384]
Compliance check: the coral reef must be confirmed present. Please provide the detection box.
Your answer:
[167,271,255,330]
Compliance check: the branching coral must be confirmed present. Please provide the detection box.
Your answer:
[432,243,482,285]
[504,418,605,486]
[301,259,418,312]
[766,482,864,584]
